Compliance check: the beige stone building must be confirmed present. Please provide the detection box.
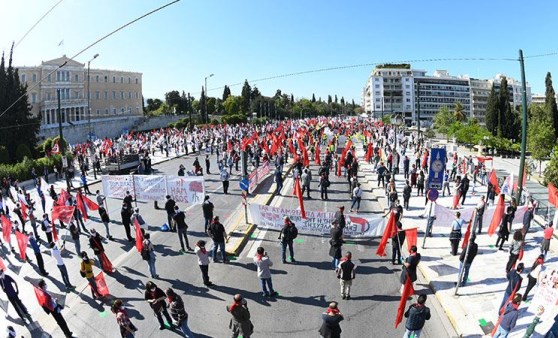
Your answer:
[18,55,142,138]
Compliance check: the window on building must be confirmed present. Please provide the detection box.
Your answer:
[113,76,116,83]
[75,74,79,82]
[104,76,108,83]
[128,92,131,99]
[406,98,411,102]
[31,93,37,104]
[21,74,26,82]
[375,91,380,95]
[32,74,37,83]
[47,92,51,101]
[95,91,100,100]
[113,91,116,99]
[375,84,380,88]
[113,108,117,115]
[120,91,124,99]
[96,109,100,116]
[104,91,108,100]
[120,76,123,83]
[375,105,381,109]
[121,108,125,114]
[375,98,380,102]
[48,74,51,82]
[135,92,138,99]
[96,75,99,83]
[128,77,131,84]
[135,78,138,84]
[105,109,109,115]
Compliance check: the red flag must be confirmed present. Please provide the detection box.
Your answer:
[489,170,501,194]
[376,212,397,257]
[76,194,88,221]
[549,182,558,208]
[488,194,505,236]
[365,143,373,162]
[405,228,418,253]
[1,215,12,245]
[302,145,310,167]
[15,231,29,261]
[82,195,99,211]
[492,283,521,336]
[294,177,306,219]
[134,218,144,252]
[94,272,110,296]
[51,141,60,155]
[52,206,75,224]
[99,252,113,273]
[227,140,233,153]
[315,142,321,165]
[518,242,524,261]
[58,189,71,206]
[33,286,54,311]
[18,197,28,222]
[461,219,472,249]
[395,275,415,328]
[288,140,296,156]
[0,257,6,271]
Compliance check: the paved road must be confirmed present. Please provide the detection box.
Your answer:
[3,146,456,337]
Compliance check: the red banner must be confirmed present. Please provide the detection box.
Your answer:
[461,220,472,249]
[52,206,75,224]
[488,194,505,236]
[76,194,88,221]
[1,216,12,245]
[405,228,418,253]
[95,272,110,296]
[549,182,558,208]
[293,177,306,219]
[15,231,28,261]
[489,170,501,194]
[376,212,396,257]
[33,286,54,311]
[134,218,144,252]
[395,275,415,328]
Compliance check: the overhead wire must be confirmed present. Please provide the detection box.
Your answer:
[0,0,181,120]
[14,0,64,49]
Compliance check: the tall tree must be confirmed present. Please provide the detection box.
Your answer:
[0,48,40,161]
[498,77,519,139]
[340,97,345,105]
[327,95,332,105]
[199,86,206,122]
[290,94,294,103]
[146,98,163,112]
[222,85,231,102]
[485,84,498,136]
[334,95,338,104]
[311,93,316,103]
[165,90,181,107]
[529,105,556,174]
[545,72,558,138]
[241,80,251,114]
[453,101,466,121]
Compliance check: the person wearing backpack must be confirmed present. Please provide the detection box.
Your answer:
[319,172,330,200]
[278,217,297,263]
[142,233,158,278]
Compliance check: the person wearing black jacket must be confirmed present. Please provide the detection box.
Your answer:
[476,196,486,234]
[458,235,478,286]
[330,222,343,270]
[202,196,214,234]
[144,281,173,330]
[120,203,134,242]
[208,216,228,263]
[498,263,524,315]
[164,195,176,232]
[460,175,470,205]
[278,216,297,263]
[392,221,406,265]
[404,294,431,338]
[496,206,514,250]
[173,205,193,253]
[37,279,73,337]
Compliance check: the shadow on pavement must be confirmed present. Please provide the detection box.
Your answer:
[158,277,224,302]
[208,284,272,306]
[349,294,400,302]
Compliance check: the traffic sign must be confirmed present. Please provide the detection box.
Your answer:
[239,178,249,191]
[427,188,439,202]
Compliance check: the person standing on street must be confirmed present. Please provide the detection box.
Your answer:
[98,206,113,240]
[334,206,346,230]
[50,242,75,290]
[205,154,211,175]
[392,221,406,265]
[253,247,277,298]
[144,281,174,330]
[330,221,343,270]
[319,172,329,200]
[37,279,73,338]
[450,212,464,256]
[95,190,106,209]
[173,205,193,253]
[79,251,101,300]
[202,196,214,234]
[28,232,48,276]
[123,191,134,211]
[458,235,478,287]
[499,263,524,314]
[460,174,470,205]
[523,254,544,301]
[142,233,158,278]
[165,195,177,232]
[111,299,137,338]
[69,221,81,256]
[494,294,522,338]
[278,216,297,263]
[350,183,363,213]
[541,221,554,256]
[476,196,486,234]
[496,206,514,251]
[194,240,212,286]
[403,294,431,338]
[89,228,113,274]
[274,166,284,195]
[506,230,524,273]
[120,203,134,242]
[301,169,311,198]
[208,216,228,263]
[166,288,195,338]
[401,246,421,293]
[0,269,32,323]
[403,180,412,211]
[319,302,344,338]
[42,213,53,244]
[220,168,230,195]
[226,294,254,338]
[522,205,534,238]
[337,251,356,300]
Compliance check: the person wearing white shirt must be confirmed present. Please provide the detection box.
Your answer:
[50,242,74,290]
[350,183,363,213]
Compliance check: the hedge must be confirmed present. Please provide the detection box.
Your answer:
[0,153,73,182]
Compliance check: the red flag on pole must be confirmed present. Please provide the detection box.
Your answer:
[18,197,28,222]
[376,212,397,257]
[15,231,29,261]
[489,170,501,194]
[488,194,505,236]
[58,189,71,206]
[293,177,306,219]
[134,218,144,252]
[461,219,472,249]
[405,228,418,253]
[314,142,321,165]
[94,272,110,296]
[33,286,54,311]
[82,195,99,211]
[52,206,75,224]
[365,143,373,162]
[76,194,88,221]
[302,145,310,167]
[549,182,558,208]
[0,257,6,271]
[395,275,415,328]
[1,215,12,245]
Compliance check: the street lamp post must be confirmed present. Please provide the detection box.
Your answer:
[204,73,214,123]
[87,53,99,141]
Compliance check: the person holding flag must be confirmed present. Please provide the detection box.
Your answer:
[50,242,75,290]
[41,213,54,244]
[400,246,421,294]
[505,230,524,273]
[498,263,524,315]
[494,294,522,338]
[403,294,431,338]
[35,279,73,338]
[79,251,102,300]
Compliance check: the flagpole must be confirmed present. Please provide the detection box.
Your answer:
[131,174,138,207]
[454,209,478,295]
[421,201,434,249]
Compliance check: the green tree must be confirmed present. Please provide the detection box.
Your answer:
[223,96,242,115]
[0,47,40,161]
[327,95,332,105]
[545,72,558,138]
[529,105,556,174]
[241,80,251,114]
[334,95,338,104]
[498,77,519,139]
[453,101,466,121]
[485,84,498,136]
[544,146,558,186]
[199,86,206,122]
[340,97,345,106]
[222,85,231,102]
[207,97,216,115]
[433,106,456,136]
[311,93,316,103]
[146,98,163,112]
[165,90,181,108]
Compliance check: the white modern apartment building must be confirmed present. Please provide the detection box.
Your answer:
[362,65,532,126]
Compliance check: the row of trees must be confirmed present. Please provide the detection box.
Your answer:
[0,47,40,163]
[145,79,361,122]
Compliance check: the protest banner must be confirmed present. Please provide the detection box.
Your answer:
[101,175,134,199]
[526,270,558,334]
[249,161,271,194]
[249,203,385,237]
[166,176,205,205]
[430,203,527,229]
[133,175,167,201]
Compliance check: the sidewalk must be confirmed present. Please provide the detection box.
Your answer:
[358,149,558,337]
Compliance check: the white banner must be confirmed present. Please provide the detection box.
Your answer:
[431,203,528,230]
[102,175,205,205]
[134,175,167,201]
[249,161,271,194]
[249,203,385,237]
[527,268,558,334]
[166,176,205,205]
[101,175,134,199]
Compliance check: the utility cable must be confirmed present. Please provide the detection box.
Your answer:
[14,0,64,49]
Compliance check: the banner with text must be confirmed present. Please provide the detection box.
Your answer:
[249,203,385,237]
[102,175,205,205]
[430,203,528,230]
[249,161,271,194]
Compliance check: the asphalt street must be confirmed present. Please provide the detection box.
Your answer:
[6,148,455,337]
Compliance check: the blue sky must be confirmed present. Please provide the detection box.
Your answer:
[1,0,557,103]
